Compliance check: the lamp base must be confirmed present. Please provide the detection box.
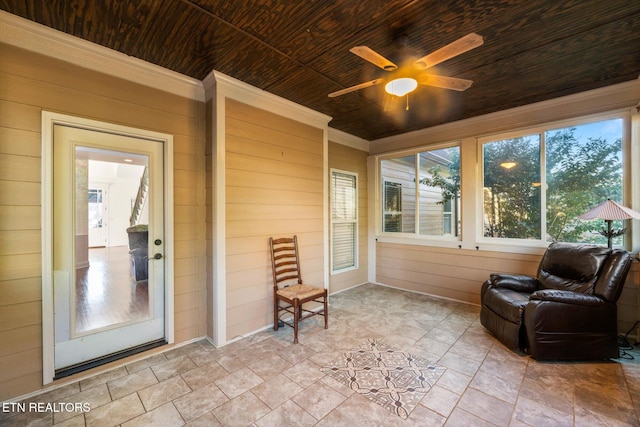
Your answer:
[598,227,626,249]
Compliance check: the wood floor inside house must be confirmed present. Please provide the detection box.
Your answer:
[75,246,149,334]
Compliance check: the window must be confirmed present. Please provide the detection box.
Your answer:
[418,147,460,237]
[381,155,415,233]
[88,188,104,229]
[376,113,629,251]
[331,170,358,273]
[443,198,453,235]
[482,135,541,239]
[383,181,402,232]
[381,145,460,237]
[481,117,624,245]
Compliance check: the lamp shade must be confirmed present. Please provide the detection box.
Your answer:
[578,199,640,221]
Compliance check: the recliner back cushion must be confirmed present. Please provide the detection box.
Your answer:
[537,243,611,293]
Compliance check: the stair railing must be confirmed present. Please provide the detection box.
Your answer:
[129,166,149,226]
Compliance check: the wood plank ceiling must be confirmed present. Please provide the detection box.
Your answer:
[2,0,639,141]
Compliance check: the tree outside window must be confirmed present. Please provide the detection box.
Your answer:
[482,135,541,239]
[545,120,623,244]
[481,118,623,244]
[419,147,460,237]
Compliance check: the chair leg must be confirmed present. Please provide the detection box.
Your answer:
[298,303,303,325]
[293,298,299,344]
[323,292,328,329]
[273,297,278,331]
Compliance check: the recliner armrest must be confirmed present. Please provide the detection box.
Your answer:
[489,273,539,293]
[530,289,606,306]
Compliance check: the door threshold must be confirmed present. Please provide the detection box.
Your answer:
[54,339,167,380]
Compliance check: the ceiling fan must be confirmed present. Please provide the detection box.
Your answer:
[328,33,484,100]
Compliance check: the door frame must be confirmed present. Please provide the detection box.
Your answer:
[41,111,175,385]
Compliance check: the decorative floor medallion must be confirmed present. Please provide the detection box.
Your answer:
[321,339,446,419]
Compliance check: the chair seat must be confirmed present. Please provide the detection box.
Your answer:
[277,284,325,301]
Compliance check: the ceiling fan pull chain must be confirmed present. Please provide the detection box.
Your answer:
[406,94,410,111]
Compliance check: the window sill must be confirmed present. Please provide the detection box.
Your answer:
[376,234,548,256]
[331,265,359,276]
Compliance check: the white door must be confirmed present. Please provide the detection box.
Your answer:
[53,124,166,372]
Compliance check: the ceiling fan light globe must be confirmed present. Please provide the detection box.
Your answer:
[385,78,418,97]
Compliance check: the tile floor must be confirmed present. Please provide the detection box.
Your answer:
[3,283,640,426]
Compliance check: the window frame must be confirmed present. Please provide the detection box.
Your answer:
[374,110,633,254]
[377,141,462,244]
[476,111,630,248]
[330,168,359,274]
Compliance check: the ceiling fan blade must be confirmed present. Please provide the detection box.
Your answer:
[417,74,473,91]
[350,46,398,71]
[328,78,385,98]
[414,33,484,70]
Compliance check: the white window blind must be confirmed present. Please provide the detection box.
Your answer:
[331,170,357,273]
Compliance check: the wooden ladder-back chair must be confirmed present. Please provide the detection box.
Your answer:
[269,235,328,344]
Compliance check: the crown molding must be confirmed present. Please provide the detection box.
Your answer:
[0,11,205,102]
[328,127,370,152]
[370,78,640,154]
[204,70,332,129]
[0,10,343,137]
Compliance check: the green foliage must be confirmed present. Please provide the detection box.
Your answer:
[418,149,460,204]
[480,126,622,241]
[482,136,542,238]
[545,128,622,243]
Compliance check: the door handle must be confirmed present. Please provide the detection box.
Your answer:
[152,253,163,260]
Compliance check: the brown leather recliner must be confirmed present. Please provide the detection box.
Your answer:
[480,242,632,360]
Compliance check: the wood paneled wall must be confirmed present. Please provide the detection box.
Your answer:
[224,99,324,340]
[376,242,540,305]
[0,43,206,400]
[376,242,639,334]
[327,142,368,294]
[205,99,215,340]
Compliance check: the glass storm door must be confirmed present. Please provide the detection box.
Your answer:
[53,124,165,373]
